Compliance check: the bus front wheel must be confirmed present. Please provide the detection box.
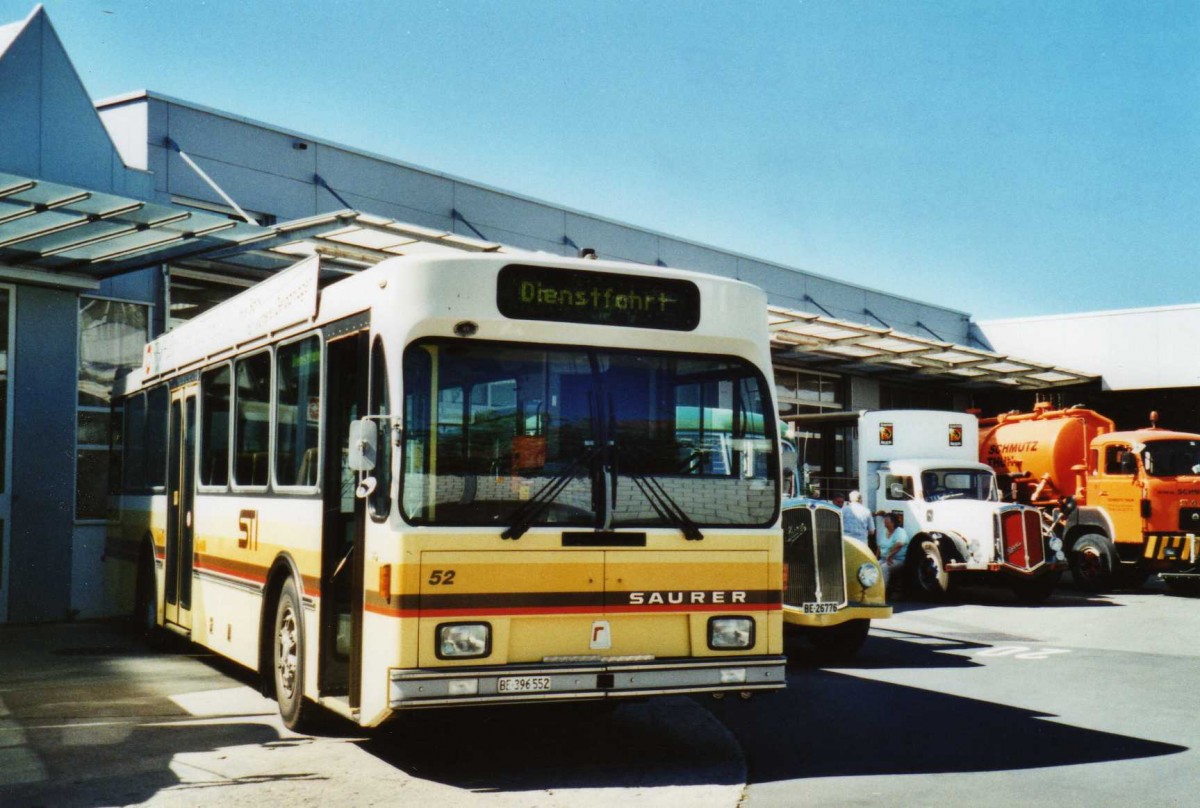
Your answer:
[273,578,316,732]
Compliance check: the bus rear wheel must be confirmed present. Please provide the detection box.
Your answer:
[274,578,317,732]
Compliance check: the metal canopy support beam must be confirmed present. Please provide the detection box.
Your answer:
[768,304,1096,390]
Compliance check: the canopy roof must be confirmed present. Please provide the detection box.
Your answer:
[769,306,1096,390]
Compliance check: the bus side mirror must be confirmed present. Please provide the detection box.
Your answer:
[348,419,377,472]
[888,482,908,500]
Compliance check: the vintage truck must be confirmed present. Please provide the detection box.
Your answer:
[779,493,891,660]
[980,404,1200,593]
[790,410,1066,601]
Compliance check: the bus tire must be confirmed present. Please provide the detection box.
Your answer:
[273,577,316,732]
[810,619,871,663]
[1069,533,1115,592]
[909,537,950,599]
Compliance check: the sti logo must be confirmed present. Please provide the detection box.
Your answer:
[949,424,963,447]
[590,620,612,650]
[879,423,894,445]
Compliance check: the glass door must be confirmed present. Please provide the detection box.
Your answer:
[164,384,197,630]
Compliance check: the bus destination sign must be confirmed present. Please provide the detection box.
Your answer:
[497,264,700,331]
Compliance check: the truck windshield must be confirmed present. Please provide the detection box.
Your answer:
[920,469,998,502]
[1141,440,1200,477]
[401,338,778,529]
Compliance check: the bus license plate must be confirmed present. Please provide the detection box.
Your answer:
[497,676,552,694]
[802,602,838,615]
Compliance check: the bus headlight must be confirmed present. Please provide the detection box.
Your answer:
[708,616,755,650]
[437,622,491,659]
[857,563,880,589]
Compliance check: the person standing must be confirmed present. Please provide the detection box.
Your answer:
[841,490,876,556]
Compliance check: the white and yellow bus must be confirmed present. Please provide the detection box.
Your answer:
[107,251,785,729]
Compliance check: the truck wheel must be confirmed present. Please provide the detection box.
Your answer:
[273,578,317,733]
[1070,533,1116,592]
[810,619,871,663]
[1012,571,1061,603]
[910,538,951,599]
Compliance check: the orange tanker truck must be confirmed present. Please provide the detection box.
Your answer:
[979,403,1200,593]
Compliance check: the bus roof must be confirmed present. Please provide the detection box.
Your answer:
[120,251,767,395]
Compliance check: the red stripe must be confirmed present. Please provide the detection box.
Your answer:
[364,602,782,619]
[194,560,321,598]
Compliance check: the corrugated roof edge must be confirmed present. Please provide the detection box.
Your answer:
[981,300,1200,326]
[94,89,971,320]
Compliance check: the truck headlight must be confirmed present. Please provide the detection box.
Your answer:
[708,616,755,650]
[1049,536,1063,553]
[437,622,491,659]
[857,562,880,588]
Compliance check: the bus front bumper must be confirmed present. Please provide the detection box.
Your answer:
[388,655,786,709]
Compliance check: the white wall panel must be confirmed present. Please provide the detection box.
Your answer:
[564,213,659,264]
[315,147,454,217]
[657,239,738,280]
[980,305,1200,390]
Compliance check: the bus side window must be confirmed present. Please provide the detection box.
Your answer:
[200,365,231,487]
[234,351,271,487]
[123,393,147,491]
[146,385,168,489]
[275,336,320,487]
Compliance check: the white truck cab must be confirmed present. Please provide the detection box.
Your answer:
[797,410,1066,601]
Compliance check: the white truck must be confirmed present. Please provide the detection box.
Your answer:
[793,410,1067,601]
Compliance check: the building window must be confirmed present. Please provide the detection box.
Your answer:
[774,367,843,416]
[78,298,149,520]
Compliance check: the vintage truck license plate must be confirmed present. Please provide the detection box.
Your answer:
[497,676,552,693]
[802,602,838,615]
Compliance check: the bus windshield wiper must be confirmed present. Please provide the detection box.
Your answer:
[614,444,704,541]
[501,444,602,541]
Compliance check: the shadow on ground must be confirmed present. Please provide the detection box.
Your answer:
[0,622,299,808]
[358,695,743,792]
[706,658,1187,783]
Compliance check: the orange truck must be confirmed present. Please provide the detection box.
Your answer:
[979,403,1200,593]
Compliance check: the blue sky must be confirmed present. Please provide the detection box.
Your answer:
[7,0,1198,319]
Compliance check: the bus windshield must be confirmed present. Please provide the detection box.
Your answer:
[1141,439,1200,477]
[920,468,999,502]
[402,338,777,529]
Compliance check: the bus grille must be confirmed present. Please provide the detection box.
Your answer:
[783,506,846,606]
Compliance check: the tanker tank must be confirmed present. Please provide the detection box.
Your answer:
[979,405,1114,506]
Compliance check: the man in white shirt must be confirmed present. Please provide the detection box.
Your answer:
[841,490,876,556]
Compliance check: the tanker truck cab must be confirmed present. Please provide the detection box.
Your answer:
[1094,429,1200,591]
[856,411,1066,602]
[980,405,1200,593]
